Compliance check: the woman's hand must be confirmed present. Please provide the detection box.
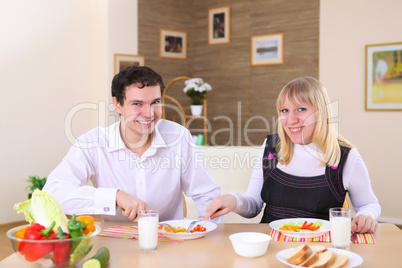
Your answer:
[351,214,378,233]
[202,194,237,220]
[116,190,148,222]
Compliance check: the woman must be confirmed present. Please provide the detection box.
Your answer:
[203,77,380,233]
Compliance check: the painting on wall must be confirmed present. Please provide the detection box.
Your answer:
[114,54,145,75]
[251,33,284,66]
[366,42,402,111]
[208,6,230,45]
[160,29,187,60]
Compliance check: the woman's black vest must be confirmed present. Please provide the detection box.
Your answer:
[260,134,350,223]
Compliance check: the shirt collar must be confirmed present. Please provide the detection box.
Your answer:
[107,120,167,153]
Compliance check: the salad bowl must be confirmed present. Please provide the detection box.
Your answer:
[6,224,101,267]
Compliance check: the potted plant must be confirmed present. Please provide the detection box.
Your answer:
[183,78,212,116]
[25,175,47,199]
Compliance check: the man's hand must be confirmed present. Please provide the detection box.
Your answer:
[202,194,237,220]
[116,190,148,222]
[351,214,378,233]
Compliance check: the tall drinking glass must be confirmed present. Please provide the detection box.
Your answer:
[329,207,351,250]
[138,210,159,253]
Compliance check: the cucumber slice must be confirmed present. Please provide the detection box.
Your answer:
[82,247,110,268]
[82,259,102,268]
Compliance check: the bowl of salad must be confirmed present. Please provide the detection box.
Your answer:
[9,190,101,267]
[6,217,101,268]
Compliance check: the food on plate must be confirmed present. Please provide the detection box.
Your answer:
[286,244,349,268]
[279,220,323,232]
[309,245,328,253]
[158,224,207,233]
[327,253,349,268]
[286,244,313,265]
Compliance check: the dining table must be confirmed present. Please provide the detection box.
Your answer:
[1,222,401,267]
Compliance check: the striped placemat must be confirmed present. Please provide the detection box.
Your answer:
[97,225,184,244]
[270,229,375,244]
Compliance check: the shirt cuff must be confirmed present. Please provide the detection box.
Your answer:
[94,188,118,215]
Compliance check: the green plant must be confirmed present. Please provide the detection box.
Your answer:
[25,175,47,199]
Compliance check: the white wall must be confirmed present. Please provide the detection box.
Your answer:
[320,0,402,224]
[0,0,138,224]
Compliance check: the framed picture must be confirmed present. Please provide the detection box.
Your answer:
[114,54,145,75]
[251,33,284,66]
[159,28,187,59]
[365,42,402,111]
[208,6,230,45]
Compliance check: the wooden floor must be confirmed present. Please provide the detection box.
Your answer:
[1,221,402,261]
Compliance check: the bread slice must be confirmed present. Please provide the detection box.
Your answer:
[299,251,318,267]
[286,245,313,265]
[309,245,327,253]
[327,253,349,268]
[308,250,335,268]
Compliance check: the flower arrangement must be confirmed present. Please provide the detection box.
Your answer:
[183,78,212,105]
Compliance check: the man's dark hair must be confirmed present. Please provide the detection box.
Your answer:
[111,65,165,105]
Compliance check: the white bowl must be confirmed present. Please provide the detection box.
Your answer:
[229,232,271,258]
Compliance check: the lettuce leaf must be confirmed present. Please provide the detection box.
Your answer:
[14,189,68,232]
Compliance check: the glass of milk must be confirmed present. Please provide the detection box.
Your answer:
[138,210,159,253]
[329,207,351,250]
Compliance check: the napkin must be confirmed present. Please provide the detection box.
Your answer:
[98,225,184,244]
[269,229,375,244]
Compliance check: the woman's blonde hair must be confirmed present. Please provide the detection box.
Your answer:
[276,77,352,167]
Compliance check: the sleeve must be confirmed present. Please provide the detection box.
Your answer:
[342,149,381,220]
[231,139,266,218]
[43,139,118,216]
[179,131,222,223]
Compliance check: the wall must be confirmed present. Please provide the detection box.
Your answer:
[0,0,138,225]
[138,0,319,146]
[320,0,402,224]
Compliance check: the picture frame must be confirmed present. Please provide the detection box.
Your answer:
[114,54,145,75]
[208,5,230,45]
[365,42,402,111]
[251,32,284,66]
[159,28,187,60]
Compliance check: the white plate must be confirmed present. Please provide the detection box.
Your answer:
[276,247,363,267]
[158,219,217,240]
[269,218,330,238]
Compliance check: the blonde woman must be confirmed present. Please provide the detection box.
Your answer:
[203,77,380,233]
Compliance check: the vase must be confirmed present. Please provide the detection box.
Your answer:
[190,105,203,116]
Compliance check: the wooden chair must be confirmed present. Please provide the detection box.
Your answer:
[182,193,187,218]
[342,198,350,209]
[162,76,208,145]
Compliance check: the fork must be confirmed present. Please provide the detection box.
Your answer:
[186,220,206,233]
[160,223,176,233]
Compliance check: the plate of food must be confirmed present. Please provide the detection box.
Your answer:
[269,218,330,238]
[276,244,363,267]
[158,219,217,240]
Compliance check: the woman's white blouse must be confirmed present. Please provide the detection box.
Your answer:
[231,140,381,220]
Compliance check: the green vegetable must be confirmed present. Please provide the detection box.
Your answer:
[68,214,84,238]
[14,189,68,232]
[81,247,110,268]
[69,236,94,265]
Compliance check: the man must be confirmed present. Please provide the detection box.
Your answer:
[43,66,221,222]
